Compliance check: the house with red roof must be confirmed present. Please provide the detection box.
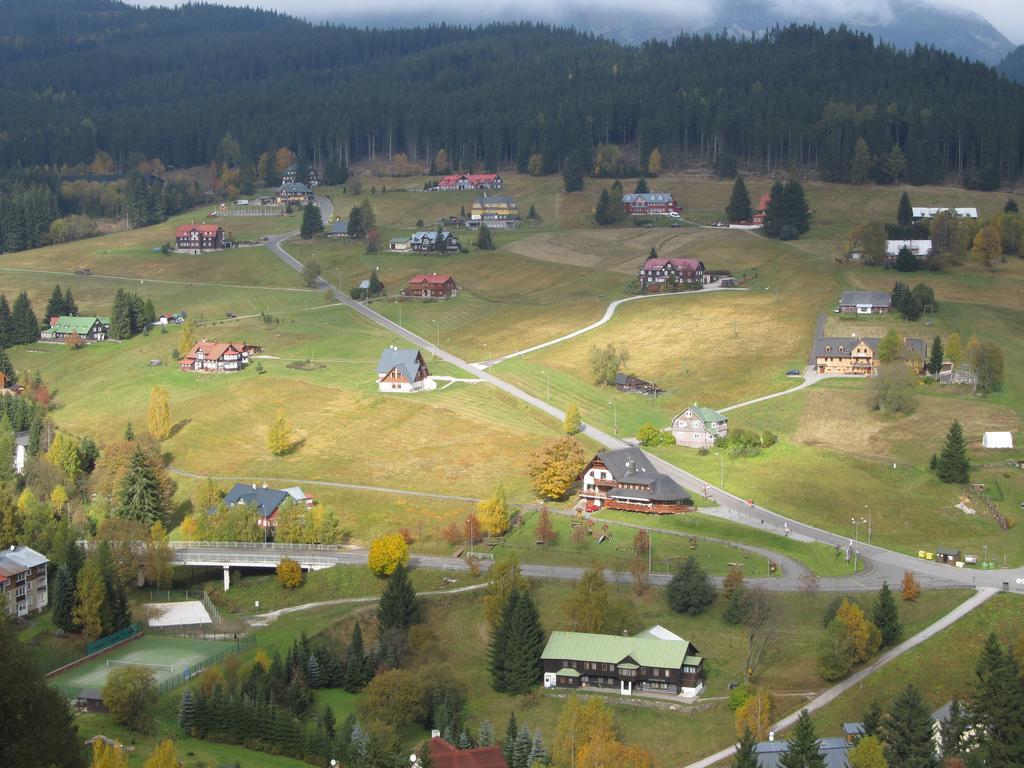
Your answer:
[638,257,706,290]
[752,194,771,227]
[423,737,507,768]
[180,341,249,372]
[401,273,458,299]
[436,173,503,191]
[175,224,225,253]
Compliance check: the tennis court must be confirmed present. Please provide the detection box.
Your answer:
[51,634,237,697]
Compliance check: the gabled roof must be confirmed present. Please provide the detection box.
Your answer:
[0,545,48,572]
[757,193,772,211]
[473,195,517,206]
[642,257,703,271]
[813,336,925,360]
[428,737,507,768]
[408,273,455,285]
[377,347,426,382]
[635,625,685,642]
[328,220,348,234]
[410,230,453,244]
[542,630,698,669]
[622,192,676,204]
[840,291,891,307]
[280,182,312,194]
[591,448,686,500]
[982,431,1013,448]
[755,738,849,768]
[677,404,727,427]
[184,341,242,361]
[47,316,109,334]
[222,483,290,519]
[175,224,222,236]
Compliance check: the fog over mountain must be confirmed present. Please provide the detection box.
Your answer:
[136,0,1021,63]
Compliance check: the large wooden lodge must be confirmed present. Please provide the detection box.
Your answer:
[579,448,691,513]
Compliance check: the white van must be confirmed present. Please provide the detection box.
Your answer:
[668,211,681,219]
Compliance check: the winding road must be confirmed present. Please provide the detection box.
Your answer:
[263,196,1024,595]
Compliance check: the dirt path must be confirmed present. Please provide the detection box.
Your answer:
[0,265,313,292]
[680,588,997,768]
[247,582,488,625]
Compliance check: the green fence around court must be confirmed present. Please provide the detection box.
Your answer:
[86,622,143,655]
[155,634,255,696]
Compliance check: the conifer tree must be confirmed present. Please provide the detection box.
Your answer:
[779,709,825,768]
[970,636,1024,765]
[377,564,422,665]
[500,590,545,694]
[937,698,969,759]
[634,177,650,194]
[733,727,759,768]
[177,689,196,735]
[115,446,165,523]
[476,223,495,250]
[528,731,547,767]
[503,713,518,764]
[489,589,517,691]
[927,336,944,375]
[936,420,969,484]
[513,727,531,768]
[0,350,14,386]
[110,289,134,340]
[667,556,714,615]
[724,586,747,625]
[63,287,78,316]
[141,299,156,326]
[594,188,615,225]
[897,192,913,228]
[45,284,66,319]
[11,290,39,345]
[727,175,752,222]
[342,621,368,691]
[458,730,473,749]
[880,684,937,768]
[478,719,494,747]
[0,293,13,348]
[862,701,883,737]
[300,203,324,239]
[871,581,902,647]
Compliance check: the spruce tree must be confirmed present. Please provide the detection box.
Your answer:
[115,446,165,522]
[733,727,759,768]
[594,188,615,225]
[512,727,531,768]
[0,350,15,386]
[880,684,938,768]
[377,564,422,633]
[528,731,547,767]
[760,181,786,237]
[724,586,746,624]
[634,177,650,194]
[871,581,902,647]
[667,556,714,615]
[862,700,883,737]
[52,563,80,632]
[503,713,518,764]
[779,709,825,768]
[478,718,494,747]
[63,287,77,316]
[476,223,494,250]
[11,291,39,345]
[300,203,324,239]
[938,699,969,759]
[458,730,473,749]
[727,175,752,222]
[488,589,516,691]
[45,285,66,319]
[897,192,913,228]
[501,591,545,694]
[110,289,134,340]
[178,689,196,735]
[927,336,944,375]
[27,411,42,456]
[936,420,969,484]
[971,637,1024,765]
[0,294,13,348]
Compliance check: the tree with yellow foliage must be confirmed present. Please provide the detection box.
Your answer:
[528,436,587,499]
[527,153,544,176]
[47,431,81,483]
[74,557,107,641]
[91,738,129,768]
[971,223,1002,267]
[276,557,304,588]
[576,731,654,768]
[274,147,297,178]
[553,696,616,768]
[368,533,409,576]
[144,521,173,589]
[147,386,171,441]
[142,740,179,768]
[177,317,197,358]
[268,411,293,455]
[647,147,662,176]
[433,148,451,174]
[477,485,510,536]
[50,484,68,513]
[836,599,882,663]
[734,687,773,740]
[901,570,921,602]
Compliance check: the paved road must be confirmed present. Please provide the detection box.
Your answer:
[0,265,313,293]
[263,196,1024,594]
[681,588,998,768]
[482,285,747,368]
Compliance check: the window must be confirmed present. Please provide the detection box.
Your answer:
[16,572,26,583]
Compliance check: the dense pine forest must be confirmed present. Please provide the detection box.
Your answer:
[1,0,1024,188]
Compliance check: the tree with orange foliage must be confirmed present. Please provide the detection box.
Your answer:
[835,599,881,663]
[576,732,654,768]
[734,687,773,740]
[901,570,921,602]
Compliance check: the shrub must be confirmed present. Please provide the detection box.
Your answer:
[276,557,303,588]
[103,666,158,732]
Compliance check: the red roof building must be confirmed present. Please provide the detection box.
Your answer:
[427,738,508,768]
[401,273,458,299]
[638,257,706,290]
[180,341,249,372]
[752,194,771,227]
[436,173,503,191]
[176,224,225,253]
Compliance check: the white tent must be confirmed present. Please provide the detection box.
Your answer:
[982,432,1013,449]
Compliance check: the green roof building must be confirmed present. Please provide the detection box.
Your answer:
[671,403,729,448]
[541,625,705,698]
[40,316,110,342]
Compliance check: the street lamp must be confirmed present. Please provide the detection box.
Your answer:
[865,505,871,545]
[851,517,867,570]
[608,400,617,434]
[715,452,724,488]
[467,515,475,558]
[432,319,439,350]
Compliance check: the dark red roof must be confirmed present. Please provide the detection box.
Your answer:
[643,257,702,271]
[428,738,507,768]
[408,273,455,285]
[757,194,771,212]
[176,224,222,237]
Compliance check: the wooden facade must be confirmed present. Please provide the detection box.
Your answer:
[579,448,691,514]
[175,224,225,253]
[180,341,249,372]
[401,274,458,299]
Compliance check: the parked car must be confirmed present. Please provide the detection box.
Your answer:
[785,369,801,376]
[225,312,237,318]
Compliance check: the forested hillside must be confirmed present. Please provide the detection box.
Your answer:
[1,0,1024,187]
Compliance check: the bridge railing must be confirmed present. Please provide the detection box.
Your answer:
[168,541,344,551]
[174,552,341,567]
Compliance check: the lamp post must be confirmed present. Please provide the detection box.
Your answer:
[608,400,617,434]
[468,515,475,558]
[541,370,550,401]
[715,453,724,488]
[851,517,867,570]
[432,319,439,350]
[647,529,652,573]
[865,505,871,545]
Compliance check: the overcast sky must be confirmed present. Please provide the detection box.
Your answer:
[136,0,1024,44]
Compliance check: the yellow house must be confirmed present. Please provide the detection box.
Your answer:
[814,336,927,376]
[469,195,521,229]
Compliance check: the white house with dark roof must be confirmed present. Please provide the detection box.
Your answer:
[579,448,691,513]
[839,291,892,314]
[376,346,434,392]
[671,405,728,448]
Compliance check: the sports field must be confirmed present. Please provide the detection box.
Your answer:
[51,634,236,697]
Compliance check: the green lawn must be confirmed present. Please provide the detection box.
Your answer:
[593,509,859,578]
[497,509,775,577]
